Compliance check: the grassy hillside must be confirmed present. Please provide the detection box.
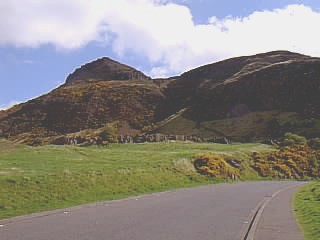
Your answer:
[156,110,320,141]
[294,182,320,240]
[2,51,320,144]
[0,80,165,139]
[0,140,270,219]
[0,139,26,154]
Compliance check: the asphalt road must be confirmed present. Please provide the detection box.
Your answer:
[0,181,304,240]
[254,184,304,240]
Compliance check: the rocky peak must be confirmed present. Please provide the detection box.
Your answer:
[65,57,151,86]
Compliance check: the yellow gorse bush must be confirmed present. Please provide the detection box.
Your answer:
[193,153,240,179]
[252,145,320,179]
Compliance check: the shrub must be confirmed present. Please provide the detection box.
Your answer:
[308,138,320,150]
[283,132,307,146]
[252,146,320,179]
[99,124,118,144]
[193,153,239,179]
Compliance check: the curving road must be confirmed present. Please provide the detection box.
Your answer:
[0,181,304,240]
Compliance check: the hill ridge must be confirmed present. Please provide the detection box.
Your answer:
[1,50,320,144]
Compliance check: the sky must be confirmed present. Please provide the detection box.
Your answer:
[1,0,320,109]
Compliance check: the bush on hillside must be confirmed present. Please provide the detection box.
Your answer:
[193,153,240,179]
[308,138,320,150]
[252,146,320,179]
[282,132,307,146]
[99,124,118,144]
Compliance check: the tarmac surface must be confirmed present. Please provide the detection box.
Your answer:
[254,184,304,240]
[0,181,305,240]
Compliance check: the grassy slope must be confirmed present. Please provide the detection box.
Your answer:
[294,182,320,240]
[156,111,283,138]
[156,110,320,140]
[0,140,270,219]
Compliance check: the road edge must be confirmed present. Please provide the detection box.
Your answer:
[241,182,305,240]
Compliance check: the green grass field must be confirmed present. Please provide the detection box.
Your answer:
[0,140,270,220]
[294,182,320,240]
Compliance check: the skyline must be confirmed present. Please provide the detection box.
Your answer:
[1,0,320,109]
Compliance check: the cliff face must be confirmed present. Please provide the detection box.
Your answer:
[191,56,320,120]
[164,51,314,109]
[1,51,320,143]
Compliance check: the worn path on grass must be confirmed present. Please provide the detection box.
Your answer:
[0,181,304,240]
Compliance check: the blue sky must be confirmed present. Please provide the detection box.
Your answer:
[1,0,320,109]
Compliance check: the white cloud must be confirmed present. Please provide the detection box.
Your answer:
[1,1,320,76]
[0,0,108,49]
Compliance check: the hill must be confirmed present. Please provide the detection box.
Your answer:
[157,51,320,141]
[0,58,166,142]
[0,51,320,144]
